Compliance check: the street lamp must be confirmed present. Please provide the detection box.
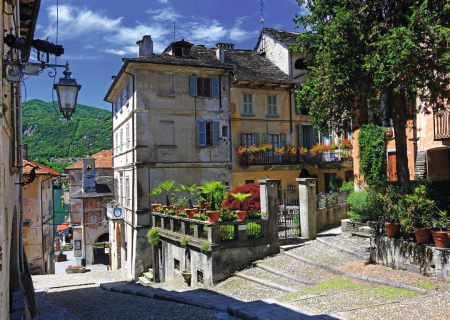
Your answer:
[54,62,81,120]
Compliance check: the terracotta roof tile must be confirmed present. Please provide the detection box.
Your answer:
[23,159,61,176]
[65,149,113,170]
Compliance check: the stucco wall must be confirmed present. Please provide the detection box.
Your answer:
[316,204,350,232]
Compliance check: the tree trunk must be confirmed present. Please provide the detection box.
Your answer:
[386,86,410,190]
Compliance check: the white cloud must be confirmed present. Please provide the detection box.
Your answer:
[147,7,181,21]
[157,0,169,3]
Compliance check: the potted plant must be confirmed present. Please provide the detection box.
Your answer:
[431,210,450,248]
[197,181,227,223]
[274,146,285,156]
[299,146,308,156]
[381,186,402,238]
[230,192,252,221]
[149,186,163,212]
[398,185,435,244]
[159,180,175,208]
[179,183,198,219]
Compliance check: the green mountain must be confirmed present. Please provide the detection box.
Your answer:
[22,99,112,161]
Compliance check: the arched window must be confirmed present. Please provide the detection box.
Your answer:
[295,58,307,70]
[86,165,92,176]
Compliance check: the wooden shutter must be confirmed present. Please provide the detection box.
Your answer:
[313,127,320,144]
[280,133,287,146]
[213,121,220,146]
[240,132,245,145]
[189,75,197,96]
[262,133,269,143]
[254,133,260,145]
[297,124,303,146]
[211,77,219,97]
[198,121,206,146]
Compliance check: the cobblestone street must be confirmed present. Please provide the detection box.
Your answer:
[32,230,450,320]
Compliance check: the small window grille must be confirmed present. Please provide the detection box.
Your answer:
[197,269,204,284]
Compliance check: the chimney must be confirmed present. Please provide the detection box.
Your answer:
[137,35,153,57]
[216,43,224,62]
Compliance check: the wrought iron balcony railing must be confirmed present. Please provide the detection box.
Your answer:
[238,150,352,167]
[434,109,450,140]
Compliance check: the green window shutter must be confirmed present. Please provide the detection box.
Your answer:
[254,133,260,145]
[262,133,269,143]
[213,121,220,146]
[198,121,206,146]
[248,93,253,114]
[313,127,320,144]
[189,75,197,96]
[211,77,219,98]
[297,124,303,146]
[240,132,245,145]
[280,133,287,146]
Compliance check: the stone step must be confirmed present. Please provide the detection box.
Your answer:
[143,271,153,282]
[137,276,151,286]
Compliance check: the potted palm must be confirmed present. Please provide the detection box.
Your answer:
[179,183,198,219]
[230,192,252,221]
[198,181,227,223]
[149,186,163,212]
[159,180,175,211]
[381,186,401,238]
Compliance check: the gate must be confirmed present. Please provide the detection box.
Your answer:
[278,185,301,239]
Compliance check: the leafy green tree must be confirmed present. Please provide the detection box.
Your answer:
[293,0,450,188]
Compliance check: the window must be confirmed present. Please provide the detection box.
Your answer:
[119,177,123,204]
[222,125,228,138]
[198,120,219,146]
[119,129,123,153]
[115,133,118,153]
[189,75,219,97]
[125,124,130,150]
[159,121,175,145]
[267,95,277,116]
[295,58,307,70]
[243,93,253,115]
[125,176,130,207]
[243,133,255,146]
[298,125,320,149]
[158,73,174,95]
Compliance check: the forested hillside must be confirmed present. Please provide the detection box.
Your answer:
[22,99,112,160]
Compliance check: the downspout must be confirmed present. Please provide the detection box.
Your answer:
[123,69,136,279]
[40,175,53,274]
[289,86,293,133]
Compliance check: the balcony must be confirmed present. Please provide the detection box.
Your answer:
[238,149,352,168]
[434,109,450,140]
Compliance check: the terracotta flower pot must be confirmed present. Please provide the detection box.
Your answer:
[206,211,220,223]
[235,210,247,221]
[152,204,162,212]
[185,208,197,219]
[431,230,449,248]
[414,227,431,244]
[385,222,401,238]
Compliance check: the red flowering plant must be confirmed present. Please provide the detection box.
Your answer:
[259,142,273,152]
[221,183,261,212]
[299,146,308,156]
[286,145,297,156]
[309,143,325,156]
[274,146,286,155]
[236,145,248,155]
[341,139,353,150]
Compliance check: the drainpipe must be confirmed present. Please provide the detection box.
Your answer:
[123,69,136,280]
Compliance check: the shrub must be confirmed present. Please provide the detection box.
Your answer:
[247,211,262,219]
[180,236,189,248]
[346,191,368,222]
[147,228,160,246]
[222,183,260,212]
[193,213,208,221]
[200,241,210,253]
[220,210,237,222]
[247,222,262,239]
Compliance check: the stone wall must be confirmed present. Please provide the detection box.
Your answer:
[370,236,450,279]
[316,204,349,232]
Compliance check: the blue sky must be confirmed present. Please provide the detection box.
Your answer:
[24,0,306,111]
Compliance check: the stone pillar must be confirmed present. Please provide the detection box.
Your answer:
[258,180,267,218]
[296,178,317,240]
[265,179,280,246]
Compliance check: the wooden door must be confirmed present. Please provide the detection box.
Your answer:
[388,153,397,181]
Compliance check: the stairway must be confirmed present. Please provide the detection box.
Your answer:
[138,268,154,286]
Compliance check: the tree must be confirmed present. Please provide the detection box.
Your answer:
[293,0,450,188]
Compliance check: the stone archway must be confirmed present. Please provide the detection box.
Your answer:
[93,232,109,265]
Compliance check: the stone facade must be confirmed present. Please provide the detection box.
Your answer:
[104,37,232,281]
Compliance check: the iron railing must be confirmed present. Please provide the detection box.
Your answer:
[434,109,450,140]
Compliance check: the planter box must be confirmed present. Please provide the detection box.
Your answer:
[55,254,67,262]
[65,267,86,274]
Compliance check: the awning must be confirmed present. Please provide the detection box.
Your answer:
[56,221,70,232]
